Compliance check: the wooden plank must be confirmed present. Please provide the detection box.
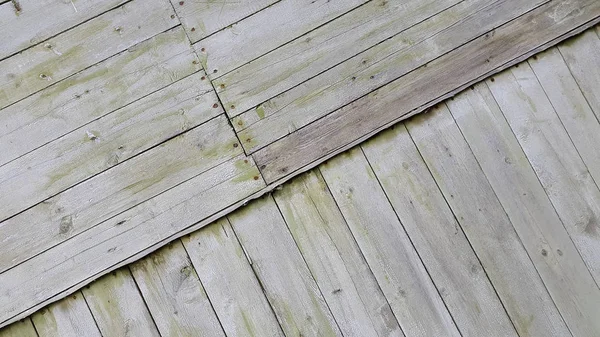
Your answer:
[254,0,600,183]
[0,26,200,167]
[130,241,225,337]
[320,150,460,337]
[217,0,461,117]
[0,0,177,110]
[228,196,343,337]
[405,106,571,337]
[196,0,367,80]
[0,319,37,337]
[0,115,238,274]
[0,154,265,326]
[0,71,219,224]
[273,171,404,337]
[82,269,160,337]
[487,63,600,285]
[558,29,600,120]
[171,0,278,43]
[447,82,600,337]
[529,46,600,187]
[182,219,285,337]
[360,127,517,336]
[31,292,101,337]
[0,0,128,60]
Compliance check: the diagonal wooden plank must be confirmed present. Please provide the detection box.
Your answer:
[0,72,219,223]
[0,319,37,337]
[254,0,600,183]
[183,219,285,337]
[0,26,200,167]
[405,106,571,337]
[0,0,128,60]
[130,241,226,337]
[31,292,101,337]
[0,154,265,326]
[273,171,404,337]
[0,0,177,111]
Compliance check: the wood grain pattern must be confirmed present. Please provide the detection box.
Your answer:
[31,292,101,337]
[254,0,600,183]
[0,319,37,337]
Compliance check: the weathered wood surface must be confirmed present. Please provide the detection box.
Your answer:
[228,196,343,337]
[254,0,600,183]
[130,241,225,337]
[82,269,161,337]
[171,0,278,43]
[31,292,101,337]
[273,171,404,337]
[0,0,177,110]
[0,115,237,274]
[447,83,600,336]
[0,319,37,337]
[183,219,285,337]
[0,72,219,224]
[0,0,127,60]
[0,26,200,168]
[196,0,367,81]
[320,150,460,337]
[405,106,571,337]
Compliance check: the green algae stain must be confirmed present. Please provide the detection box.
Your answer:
[255,105,265,119]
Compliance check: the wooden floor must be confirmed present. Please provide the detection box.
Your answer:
[0,0,599,330]
[2,28,600,336]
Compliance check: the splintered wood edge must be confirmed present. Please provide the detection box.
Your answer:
[1,18,598,329]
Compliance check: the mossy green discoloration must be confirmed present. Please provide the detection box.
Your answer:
[255,105,266,119]
[232,158,261,183]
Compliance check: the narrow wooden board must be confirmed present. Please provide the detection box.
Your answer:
[405,106,571,337]
[0,115,239,274]
[130,241,225,337]
[0,71,219,224]
[195,0,367,80]
[273,171,404,337]
[360,127,517,336]
[171,0,278,42]
[320,150,460,337]
[0,154,264,326]
[0,0,177,110]
[0,0,127,60]
[487,63,600,285]
[82,269,160,337]
[31,292,101,337]
[216,0,461,116]
[0,319,37,337]
[183,219,285,337]
[228,196,343,337]
[447,82,600,337]
[0,26,200,167]
[254,0,600,183]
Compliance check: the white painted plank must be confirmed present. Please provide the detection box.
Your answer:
[0,71,219,224]
[0,319,37,337]
[31,292,101,337]
[196,0,367,79]
[0,0,127,59]
[320,149,460,337]
[254,0,600,183]
[273,171,404,337]
[236,0,545,153]
[405,106,571,337]
[130,241,225,337]
[488,63,600,285]
[558,30,600,120]
[360,126,517,336]
[217,0,460,116]
[0,26,200,167]
[183,219,285,337]
[0,154,265,326]
[529,47,600,187]
[171,0,278,42]
[447,82,600,337]
[228,196,343,337]
[0,0,177,110]
[0,115,239,274]
[83,269,160,337]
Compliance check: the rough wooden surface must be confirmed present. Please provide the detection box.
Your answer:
[31,292,101,337]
